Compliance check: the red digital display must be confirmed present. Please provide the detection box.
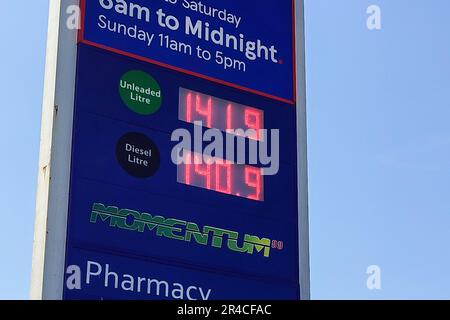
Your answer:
[179,88,264,140]
[177,151,264,201]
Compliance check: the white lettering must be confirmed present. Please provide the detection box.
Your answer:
[186,286,198,300]
[82,260,213,299]
[99,0,150,22]
[86,261,102,284]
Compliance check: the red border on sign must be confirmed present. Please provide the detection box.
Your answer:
[78,0,297,105]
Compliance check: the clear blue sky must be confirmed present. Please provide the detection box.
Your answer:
[1,0,450,299]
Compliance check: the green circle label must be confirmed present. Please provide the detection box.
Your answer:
[119,70,162,115]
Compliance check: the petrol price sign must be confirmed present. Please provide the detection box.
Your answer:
[31,0,309,301]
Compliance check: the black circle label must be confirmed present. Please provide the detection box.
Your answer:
[116,132,160,178]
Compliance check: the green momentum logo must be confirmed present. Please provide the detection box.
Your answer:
[119,70,162,115]
[90,203,277,258]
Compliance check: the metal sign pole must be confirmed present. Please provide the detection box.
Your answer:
[295,0,311,300]
[30,0,78,300]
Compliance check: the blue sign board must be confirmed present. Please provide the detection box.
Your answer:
[64,0,300,300]
[80,0,296,103]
